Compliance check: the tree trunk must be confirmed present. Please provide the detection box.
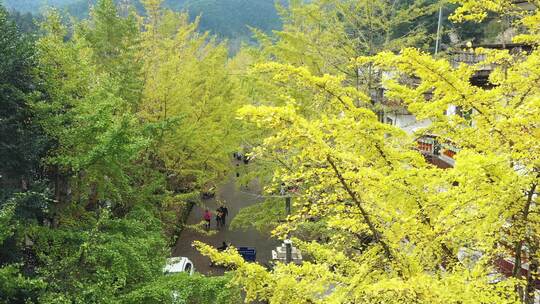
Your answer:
[513,184,537,276]
[327,155,394,261]
[86,182,99,211]
[512,183,537,302]
[525,259,538,304]
[52,165,70,228]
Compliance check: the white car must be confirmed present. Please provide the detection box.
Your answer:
[163,257,195,276]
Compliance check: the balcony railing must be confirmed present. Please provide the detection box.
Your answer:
[451,51,487,66]
[417,135,459,168]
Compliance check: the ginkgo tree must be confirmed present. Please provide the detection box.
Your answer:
[364,0,540,301]
[138,0,245,193]
[197,1,539,303]
[253,0,441,92]
[33,5,149,214]
[230,0,445,186]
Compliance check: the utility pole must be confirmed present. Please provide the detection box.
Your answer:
[285,196,291,215]
[281,183,293,264]
[435,6,443,55]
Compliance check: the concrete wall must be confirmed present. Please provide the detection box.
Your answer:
[383,112,431,135]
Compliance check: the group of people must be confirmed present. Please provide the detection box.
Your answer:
[234,152,251,191]
[203,205,229,230]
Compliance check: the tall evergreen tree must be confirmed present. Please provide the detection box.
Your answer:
[0,5,48,192]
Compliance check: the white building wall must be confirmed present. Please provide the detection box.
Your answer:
[383,110,456,167]
[383,113,432,135]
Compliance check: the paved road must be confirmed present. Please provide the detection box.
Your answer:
[172,170,280,276]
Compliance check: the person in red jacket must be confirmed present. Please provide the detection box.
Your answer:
[203,209,211,230]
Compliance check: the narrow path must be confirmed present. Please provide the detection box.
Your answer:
[172,170,279,276]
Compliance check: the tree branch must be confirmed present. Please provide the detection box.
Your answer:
[326,154,394,261]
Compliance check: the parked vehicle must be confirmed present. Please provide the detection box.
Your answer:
[163,257,195,276]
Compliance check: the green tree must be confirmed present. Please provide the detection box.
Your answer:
[5,2,246,302]
[254,0,440,87]
[123,272,241,304]
[0,201,45,303]
[78,0,143,104]
[33,207,168,303]
[0,5,48,191]
[138,1,245,193]
[32,4,153,216]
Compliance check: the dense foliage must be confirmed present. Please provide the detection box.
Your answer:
[196,0,540,303]
[0,0,242,302]
[0,6,47,190]
[2,0,539,303]
[123,272,241,303]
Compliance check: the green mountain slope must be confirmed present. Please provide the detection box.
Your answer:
[183,0,281,38]
[3,0,76,12]
[2,0,282,40]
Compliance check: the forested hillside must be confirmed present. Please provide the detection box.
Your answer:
[3,0,76,13]
[2,0,506,51]
[183,0,281,39]
[3,0,282,43]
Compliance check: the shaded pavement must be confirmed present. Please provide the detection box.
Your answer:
[172,170,280,276]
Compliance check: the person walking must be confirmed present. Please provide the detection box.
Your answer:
[203,209,211,230]
[215,208,224,229]
[218,205,229,226]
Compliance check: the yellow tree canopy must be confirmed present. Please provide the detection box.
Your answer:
[197,1,539,303]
